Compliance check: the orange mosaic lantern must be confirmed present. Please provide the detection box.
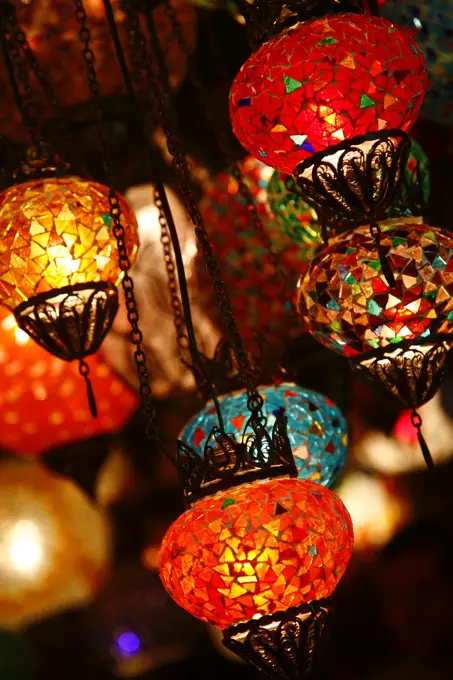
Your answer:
[0,176,139,415]
[159,478,353,629]
[0,308,138,457]
[159,460,353,677]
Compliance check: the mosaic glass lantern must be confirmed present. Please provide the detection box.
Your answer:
[198,157,306,343]
[0,308,137,457]
[380,0,453,126]
[267,137,430,253]
[0,176,139,413]
[159,477,353,674]
[298,222,453,466]
[180,383,348,486]
[230,14,427,175]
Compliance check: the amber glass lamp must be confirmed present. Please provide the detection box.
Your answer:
[159,409,353,678]
[0,176,139,413]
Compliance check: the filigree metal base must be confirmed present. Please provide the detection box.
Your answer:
[14,282,119,418]
[293,130,411,228]
[14,281,119,361]
[222,598,333,680]
[177,407,297,506]
[350,338,453,409]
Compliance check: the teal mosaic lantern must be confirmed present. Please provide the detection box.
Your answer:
[179,383,348,487]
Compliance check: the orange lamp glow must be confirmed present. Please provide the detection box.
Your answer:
[0,176,139,310]
[0,308,138,456]
[159,478,353,630]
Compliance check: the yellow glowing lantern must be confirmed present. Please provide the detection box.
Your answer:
[0,176,139,415]
[0,458,111,630]
[0,176,138,309]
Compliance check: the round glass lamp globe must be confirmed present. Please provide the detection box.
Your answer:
[0,176,139,310]
[230,13,427,174]
[298,222,453,358]
[180,383,347,486]
[159,477,353,629]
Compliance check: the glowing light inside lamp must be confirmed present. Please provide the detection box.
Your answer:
[116,631,141,657]
[5,520,45,576]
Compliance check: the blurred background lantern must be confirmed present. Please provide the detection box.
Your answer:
[0,0,198,141]
[159,478,353,629]
[0,458,111,630]
[230,14,427,175]
[380,0,453,127]
[0,307,137,457]
[353,394,453,474]
[197,157,306,343]
[180,383,348,485]
[336,470,410,552]
[103,183,220,399]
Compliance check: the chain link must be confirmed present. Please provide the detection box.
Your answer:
[121,0,263,413]
[0,4,44,153]
[154,186,191,355]
[163,0,286,282]
[72,0,164,449]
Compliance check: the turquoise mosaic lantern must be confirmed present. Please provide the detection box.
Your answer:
[179,383,348,487]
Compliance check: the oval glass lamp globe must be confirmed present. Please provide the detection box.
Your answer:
[159,477,354,629]
[230,13,427,175]
[179,383,347,487]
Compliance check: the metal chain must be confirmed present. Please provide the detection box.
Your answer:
[0,4,44,153]
[154,186,191,356]
[72,0,165,449]
[11,14,74,161]
[122,1,263,413]
[163,0,286,282]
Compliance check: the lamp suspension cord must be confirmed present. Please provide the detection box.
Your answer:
[101,0,225,432]
[121,0,264,418]
[72,0,168,454]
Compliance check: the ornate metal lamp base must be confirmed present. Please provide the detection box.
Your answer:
[14,281,119,417]
[222,598,333,680]
[351,338,453,469]
[293,130,412,288]
[294,130,411,226]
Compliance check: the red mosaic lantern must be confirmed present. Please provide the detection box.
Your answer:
[230,13,427,175]
[159,477,353,668]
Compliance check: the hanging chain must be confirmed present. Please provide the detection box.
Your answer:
[0,3,45,154]
[72,0,165,450]
[154,186,191,356]
[162,0,286,282]
[122,1,263,413]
